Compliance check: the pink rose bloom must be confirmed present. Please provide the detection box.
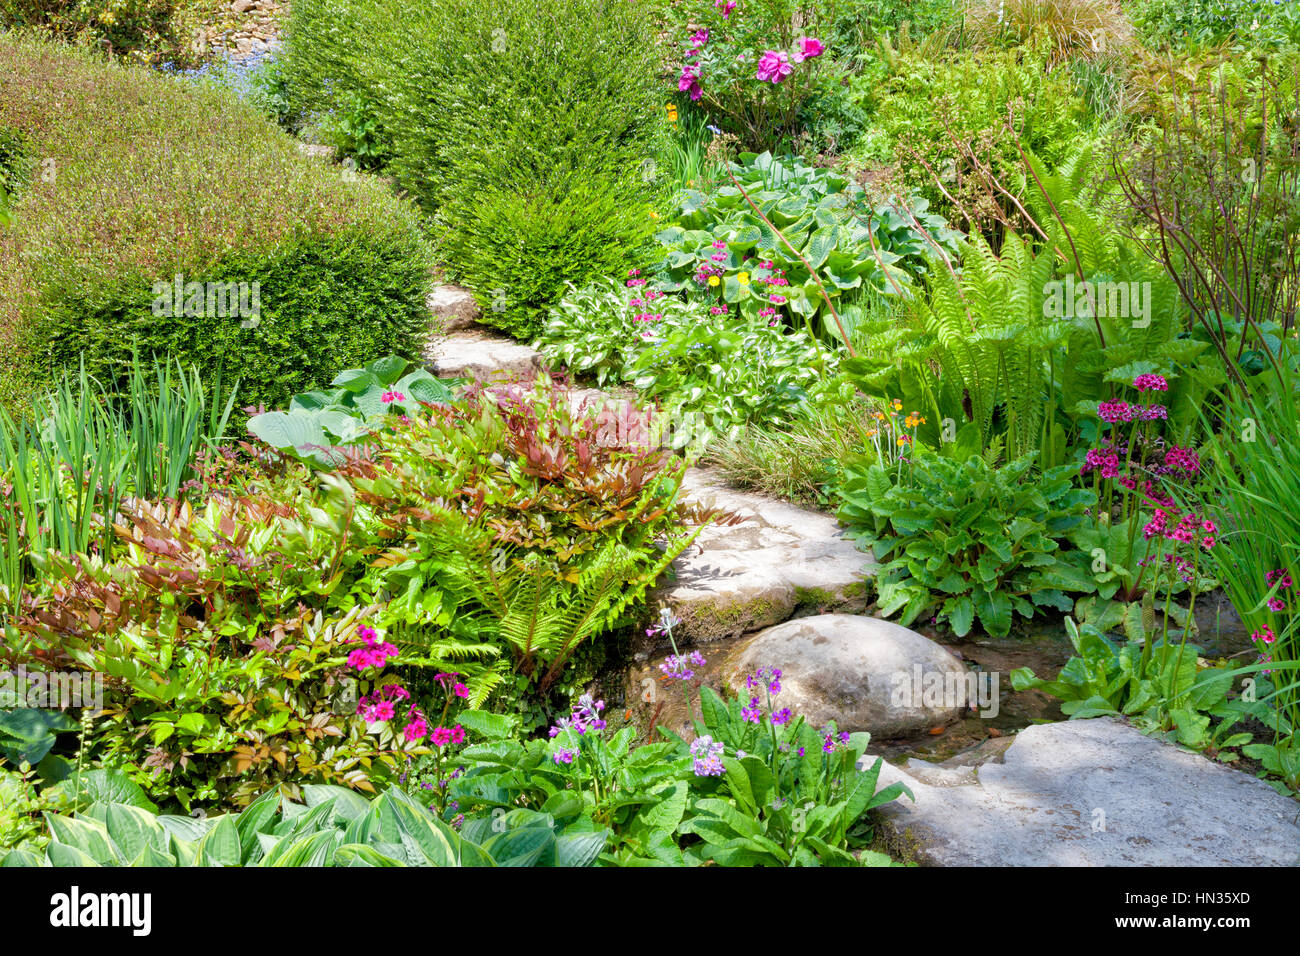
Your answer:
[756,50,792,83]
[792,37,824,61]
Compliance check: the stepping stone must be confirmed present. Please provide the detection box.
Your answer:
[722,614,968,737]
[867,716,1300,866]
[426,329,543,381]
[649,468,873,646]
[426,284,481,332]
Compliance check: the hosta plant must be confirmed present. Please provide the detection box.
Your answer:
[534,277,707,387]
[655,151,961,344]
[628,317,827,451]
[246,354,453,466]
[0,784,602,867]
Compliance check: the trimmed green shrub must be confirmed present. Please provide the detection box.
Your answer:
[0,33,432,412]
[282,0,666,339]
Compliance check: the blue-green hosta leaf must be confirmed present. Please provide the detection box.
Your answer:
[262,829,342,867]
[1,848,46,867]
[367,354,409,386]
[334,843,407,866]
[44,813,121,865]
[398,370,453,406]
[194,814,242,867]
[481,822,553,867]
[301,785,371,823]
[53,769,157,812]
[0,708,77,766]
[103,803,169,862]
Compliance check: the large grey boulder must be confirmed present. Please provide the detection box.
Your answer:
[870,717,1300,866]
[722,614,969,737]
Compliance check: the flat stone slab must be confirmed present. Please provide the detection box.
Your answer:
[426,284,481,332]
[651,469,873,645]
[426,330,543,381]
[868,717,1300,866]
[723,614,968,737]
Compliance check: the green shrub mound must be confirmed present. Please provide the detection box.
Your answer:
[282,0,666,339]
[0,33,432,411]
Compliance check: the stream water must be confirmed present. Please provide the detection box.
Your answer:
[606,589,1257,767]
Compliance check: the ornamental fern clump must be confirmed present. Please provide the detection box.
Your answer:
[836,453,1098,637]
[282,0,666,340]
[0,33,431,413]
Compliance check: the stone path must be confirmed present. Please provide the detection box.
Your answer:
[649,469,873,647]
[422,289,875,644]
[423,285,545,381]
[868,716,1300,866]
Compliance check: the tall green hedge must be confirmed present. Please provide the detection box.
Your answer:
[0,33,432,411]
[282,0,667,339]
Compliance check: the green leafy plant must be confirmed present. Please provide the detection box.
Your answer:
[836,452,1098,636]
[446,678,910,867]
[246,354,453,466]
[0,784,599,867]
[666,0,839,152]
[655,151,961,344]
[353,377,700,693]
[282,0,667,340]
[660,682,909,867]
[1130,0,1300,49]
[849,45,1091,235]
[1011,617,1254,753]
[535,277,706,388]
[627,317,828,451]
[0,353,237,613]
